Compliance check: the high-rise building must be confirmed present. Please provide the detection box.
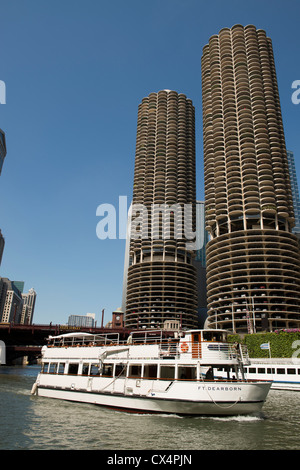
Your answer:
[125,90,198,329]
[0,129,7,265]
[21,288,37,324]
[13,281,25,294]
[195,201,209,267]
[0,128,6,175]
[121,203,132,313]
[287,150,300,234]
[202,24,300,332]
[68,313,95,328]
[194,201,208,327]
[0,230,4,265]
[0,278,23,323]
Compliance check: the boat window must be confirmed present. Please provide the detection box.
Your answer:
[49,363,57,374]
[82,363,89,375]
[90,364,101,376]
[115,364,126,377]
[42,362,49,373]
[248,368,256,373]
[178,366,196,380]
[102,363,113,377]
[58,363,65,374]
[68,363,79,375]
[287,368,296,375]
[128,365,142,378]
[298,369,300,375]
[258,368,265,374]
[160,366,175,380]
[277,368,285,374]
[143,364,158,379]
[202,331,223,342]
[267,368,275,374]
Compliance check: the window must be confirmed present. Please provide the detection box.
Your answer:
[143,364,158,379]
[49,363,57,374]
[267,368,275,374]
[160,366,175,380]
[115,364,126,377]
[102,363,113,377]
[178,366,196,380]
[287,368,296,375]
[68,363,79,375]
[58,363,65,374]
[277,368,285,374]
[128,365,142,378]
[82,363,89,375]
[42,362,49,373]
[90,364,100,376]
[258,368,265,374]
[249,368,256,374]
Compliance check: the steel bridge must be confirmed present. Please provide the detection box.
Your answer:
[0,323,131,364]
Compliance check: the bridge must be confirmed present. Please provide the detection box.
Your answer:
[0,323,131,364]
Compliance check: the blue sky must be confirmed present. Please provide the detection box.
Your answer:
[0,0,300,326]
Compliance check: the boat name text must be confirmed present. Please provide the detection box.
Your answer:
[198,386,242,392]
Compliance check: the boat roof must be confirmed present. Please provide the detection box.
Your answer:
[48,328,229,341]
[185,329,229,334]
[48,332,99,340]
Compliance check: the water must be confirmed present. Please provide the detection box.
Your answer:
[0,365,299,451]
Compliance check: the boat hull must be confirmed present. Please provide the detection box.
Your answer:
[32,379,271,416]
[270,382,300,391]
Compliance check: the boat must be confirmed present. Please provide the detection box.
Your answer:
[31,328,272,416]
[242,358,300,391]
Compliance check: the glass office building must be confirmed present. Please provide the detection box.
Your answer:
[287,150,300,234]
[0,129,6,175]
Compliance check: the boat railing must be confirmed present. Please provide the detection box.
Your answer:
[130,330,165,345]
[48,332,120,347]
[202,342,250,363]
[47,332,250,364]
[171,340,250,363]
[159,340,180,358]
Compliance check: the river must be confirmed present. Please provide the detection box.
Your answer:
[0,364,299,451]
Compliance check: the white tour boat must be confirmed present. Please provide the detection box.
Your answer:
[242,358,300,391]
[31,328,272,416]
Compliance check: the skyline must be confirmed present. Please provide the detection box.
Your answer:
[0,0,300,326]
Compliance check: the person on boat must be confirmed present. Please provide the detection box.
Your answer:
[205,367,214,380]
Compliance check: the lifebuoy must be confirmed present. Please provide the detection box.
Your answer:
[181,342,189,353]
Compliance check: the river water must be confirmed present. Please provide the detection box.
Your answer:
[0,365,299,451]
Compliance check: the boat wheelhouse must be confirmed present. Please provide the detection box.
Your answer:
[31,328,272,416]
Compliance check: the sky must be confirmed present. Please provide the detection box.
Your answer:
[0,0,300,327]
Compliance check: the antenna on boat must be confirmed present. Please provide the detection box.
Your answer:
[101,309,105,328]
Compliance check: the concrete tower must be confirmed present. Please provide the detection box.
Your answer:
[202,24,300,332]
[125,90,198,329]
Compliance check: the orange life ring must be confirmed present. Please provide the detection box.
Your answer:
[181,342,189,353]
